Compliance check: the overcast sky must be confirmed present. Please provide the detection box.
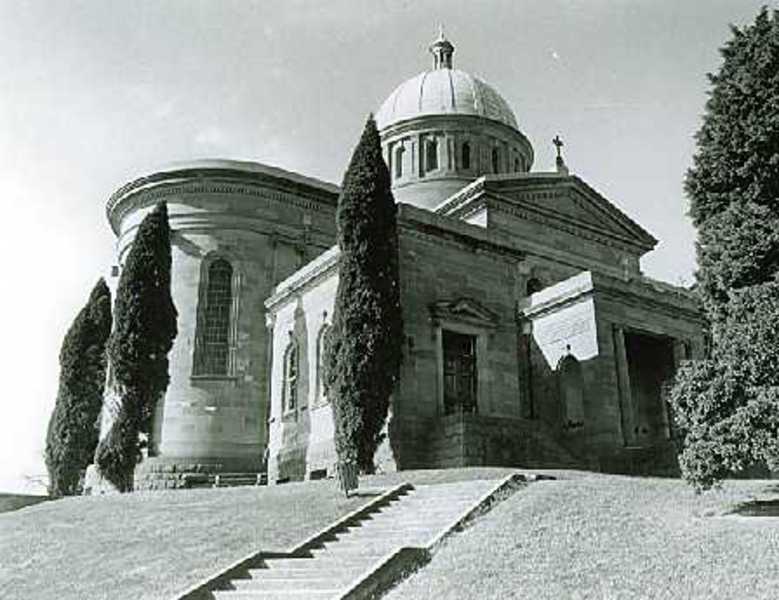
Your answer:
[0,0,774,493]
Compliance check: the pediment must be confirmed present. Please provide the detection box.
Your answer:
[488,176,657,250]
[430,297,500,328]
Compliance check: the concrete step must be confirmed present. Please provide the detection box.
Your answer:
[337,528,437,541]
[213,591,337,600]
[233,577,347,591]
[207,479,511,600]
[316,538,427,554]
[307,546,391,560]
[262,555,382,570]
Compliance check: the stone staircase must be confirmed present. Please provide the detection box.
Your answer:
[179,475,526,600]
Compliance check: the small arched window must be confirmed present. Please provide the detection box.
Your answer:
[491,148,500,174]
[514,157,521,172]
[425,138,438,172]
[462,142,471,170]
[194,258,233,376]
[394,146,405,179]
[315,324,331,405]
[558,353,585,428]
[526,277,544,296]
[283,339,299,413]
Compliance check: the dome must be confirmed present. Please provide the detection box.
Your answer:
[376,68,519,131]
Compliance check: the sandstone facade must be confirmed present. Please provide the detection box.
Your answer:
[96,33,704,489]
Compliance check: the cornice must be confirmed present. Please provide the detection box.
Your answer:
[264,246,340,311]
[518,270,703,324]
[380,113,534,162]
[107,177,339,236]
[489,193,653,254]
[397,204,525,262]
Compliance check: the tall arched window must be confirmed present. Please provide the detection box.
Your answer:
[315,324,331,405]
[283,340,299,412]
[194,259,233,375]
[425,138,438,172]
[394,146,405,179]
[462,142,471,170]
[491,148,500,173]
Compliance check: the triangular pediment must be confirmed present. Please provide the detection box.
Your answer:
[430,297,500,327]
[489,176,656,249]
[436,174,657,252]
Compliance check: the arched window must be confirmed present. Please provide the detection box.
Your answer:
[526,277,544,296]
[394,146,405,179]
[514,157,521,172]
[315,324,331,405]
[194,259,233,376]
[283,339,299,412]
[491,148,500,173]
[558,353,585,428]
[462,142,471,170]
[425,138,438,172]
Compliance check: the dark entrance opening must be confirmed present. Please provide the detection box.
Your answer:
[624,332,676,443]
[443,330,477,415]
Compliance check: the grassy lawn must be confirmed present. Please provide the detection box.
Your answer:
[0,494,50,514]
[385,474,779,600]
[0,480,371,600]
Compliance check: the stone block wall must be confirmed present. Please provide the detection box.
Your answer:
[101,162,339,490]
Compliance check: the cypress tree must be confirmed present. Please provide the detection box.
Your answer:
[324,116,403,492]
[44,279,112,496]
[670,8,779,489]
[95,202,177,491]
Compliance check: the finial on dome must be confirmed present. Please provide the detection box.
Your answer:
[429,25,454,70]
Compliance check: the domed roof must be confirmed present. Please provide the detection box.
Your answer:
[375,31,519,131]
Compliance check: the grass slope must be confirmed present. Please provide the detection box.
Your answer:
[0,480,368,600]
[386,474,779,600]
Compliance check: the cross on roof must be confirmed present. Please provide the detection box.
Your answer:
[552,135,564,159]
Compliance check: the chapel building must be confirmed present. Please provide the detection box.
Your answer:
[101,33,704,490]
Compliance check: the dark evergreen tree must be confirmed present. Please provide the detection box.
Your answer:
[44,279,112,496]
[324,115,403,489]
[670,8,779,489]
[96,202,177,491]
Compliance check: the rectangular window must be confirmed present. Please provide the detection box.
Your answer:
[442,330,477,415]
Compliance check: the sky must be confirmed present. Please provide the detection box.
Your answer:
[0,0,774,493]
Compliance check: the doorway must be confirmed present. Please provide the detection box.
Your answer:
[624,331,676,442]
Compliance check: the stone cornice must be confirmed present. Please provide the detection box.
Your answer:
[489,193,652,255]
[491,174,657,247]
[397,203,526,261]
[518,270,702,323]
[106,165,340,236]
[264,246,340,312]
[379,113,534,163]
[436,172,656,255]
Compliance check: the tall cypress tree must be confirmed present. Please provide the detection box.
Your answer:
[324,116,403,490]
[44,279,112,496]
[670,8,779,489]
[95,202,177,491]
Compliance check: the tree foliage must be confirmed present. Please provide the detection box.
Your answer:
[324,115,403,482]
[96,202,177,491]
[44,279,112,496]
[672,9,779,489]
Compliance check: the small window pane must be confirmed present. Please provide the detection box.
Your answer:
[426,139,438,172]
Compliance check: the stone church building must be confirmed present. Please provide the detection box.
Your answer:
[101,33,704,489]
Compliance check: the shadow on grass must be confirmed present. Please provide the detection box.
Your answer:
[730,498,779,517]
[0,493,52,514]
